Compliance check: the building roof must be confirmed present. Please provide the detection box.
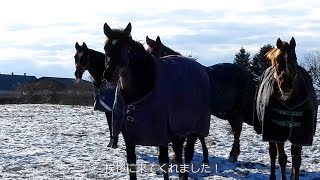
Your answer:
[38,77,79,88]
[25,77,92,91]
[0,74,37,91]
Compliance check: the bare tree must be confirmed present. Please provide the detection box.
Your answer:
[302,49,320,91]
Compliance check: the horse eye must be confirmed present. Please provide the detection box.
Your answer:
[105,47,111,56]
[74,55,79,63]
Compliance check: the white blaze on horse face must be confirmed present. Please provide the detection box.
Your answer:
[284,53,289,74]
[105,56,111,68]
[78,52,84,60]
[112,40,119,45]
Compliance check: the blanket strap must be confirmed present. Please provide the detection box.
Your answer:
[125,104,138,123]
[271,108,303,127]
[271,119,302,127]
[271,108,303,117]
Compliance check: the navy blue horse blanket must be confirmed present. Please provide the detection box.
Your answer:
[93,83,116,112]
[112,55,211,146]
[254,66,317,145]
[206,63,256,125]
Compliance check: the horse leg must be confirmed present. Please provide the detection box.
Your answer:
[269,142,277,180]
[106,112,118,148]
[228,116,242,162]
[181,134,197,180]
[172,137,185,178]
[159,146,169,180]
[199,136,209,163]
[125,143,137,180]
[290,145,302,180]
[277,143,287,180]
[172,137,184,163]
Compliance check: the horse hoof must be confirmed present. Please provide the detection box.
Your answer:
[269,174,276,180]
[171,158,177,164]
[228,155,238,163]
[179,175,189,180]
[203,158,209,164]
[111,144,118,148]
[107,139,118,148]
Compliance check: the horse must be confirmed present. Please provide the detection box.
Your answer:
[146,35,210,162]
[146,35,181,58]
[102,22,211,180]
[254,37,317,180]
[74,42,118,148]
[146,35,257,162]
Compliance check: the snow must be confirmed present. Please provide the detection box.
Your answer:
[0,104,319,179]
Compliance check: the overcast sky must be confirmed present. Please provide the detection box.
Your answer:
[0,0,319,79]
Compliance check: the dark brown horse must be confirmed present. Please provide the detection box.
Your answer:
[146,36,257,162]
[74,42,118,148]
[146,35,209,162]
[146,36,181,58]
[255,37,317,180]
[103,22,211,180]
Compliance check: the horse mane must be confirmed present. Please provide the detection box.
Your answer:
[88,48,105,57]
[265,40,292,62]
[86,48,106,87]
[129,39,154,60]
[265,48,281,63]
[163,44,181,55]
[103,27,132,45]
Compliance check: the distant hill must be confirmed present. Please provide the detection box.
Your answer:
[0,74,94,105]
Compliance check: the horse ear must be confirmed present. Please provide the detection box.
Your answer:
[290,37,296,48]
[75,42,81,51]
[146,36,151,45]
[276,38,282,49]
[156,36,161,44]
[124,22,132,36]
[82,42,88,49]
[103,23,112,37]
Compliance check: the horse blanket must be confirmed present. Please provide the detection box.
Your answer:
[254,66,317,145]
[93,83,116,112]
[206,63,256,125]
[112,55,211,146]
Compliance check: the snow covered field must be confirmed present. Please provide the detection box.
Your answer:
[0,104,319,179]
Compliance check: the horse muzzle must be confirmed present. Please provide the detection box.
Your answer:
[74,70,83,80]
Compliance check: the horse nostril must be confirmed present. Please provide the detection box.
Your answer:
[75,71,83,79]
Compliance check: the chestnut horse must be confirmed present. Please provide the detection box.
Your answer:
[255,37,317,180]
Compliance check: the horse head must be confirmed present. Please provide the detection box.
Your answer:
[146,35,182,58]
[74,42,90,81]
[103,22,132,84]
[146,35,164,58]
[266,37,298,101]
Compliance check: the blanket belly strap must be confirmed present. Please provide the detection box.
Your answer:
[271,119,302,127]
[271,108,303,116]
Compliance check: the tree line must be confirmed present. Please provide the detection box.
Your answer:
[233,45,320,92]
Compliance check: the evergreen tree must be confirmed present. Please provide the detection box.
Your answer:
[251,44,273,76]
[234,47,251,72]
